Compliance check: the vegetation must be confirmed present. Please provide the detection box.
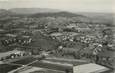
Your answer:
[0,8,114,69]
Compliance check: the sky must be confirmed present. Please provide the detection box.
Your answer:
[0,0,114,13]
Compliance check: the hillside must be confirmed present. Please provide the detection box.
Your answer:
[31,11,86,18]
[77,12,114,25]
[0,8,113,25]
[0,9,15,17]
[9,8,61,14]
[0,8,90,21]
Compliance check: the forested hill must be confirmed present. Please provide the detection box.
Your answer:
[0,9,88,18]
[0,8,113,25]
[9,8,61,14]
[0,9,15,17]
[31,12,87,18]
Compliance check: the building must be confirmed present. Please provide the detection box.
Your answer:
[8,66,65,73]
[0,50,26,61]
[30,57,110,73]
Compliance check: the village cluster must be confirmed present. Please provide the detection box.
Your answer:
[0,12,114,73]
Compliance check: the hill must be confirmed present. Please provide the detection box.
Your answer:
[77,12,114,25]
[0,9,15,17]
[9,8,61,14]
[31,11,88,18]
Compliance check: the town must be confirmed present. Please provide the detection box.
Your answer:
[0,8,115,73]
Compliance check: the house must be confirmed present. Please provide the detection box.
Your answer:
[50,32,63,37]
[5,34,17,37]
[66,23,77,28]
[0,50,26,61]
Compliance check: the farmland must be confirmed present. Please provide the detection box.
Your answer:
[0,8,114,73]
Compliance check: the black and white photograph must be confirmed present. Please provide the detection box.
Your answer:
[0,0,115,73]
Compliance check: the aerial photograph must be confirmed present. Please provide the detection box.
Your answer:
[0,0,115,73]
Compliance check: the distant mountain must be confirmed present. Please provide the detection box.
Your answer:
[0,8,91,23]
[31,11,87,18]
[9,8,61,14]
[0,9,15,17]
[30,11,91,22]
[77,12,114,25]
[0,8,89,19]
[0,8,88,18]
[0,9,8,13]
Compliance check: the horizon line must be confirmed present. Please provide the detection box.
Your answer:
[0,7,114,14]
